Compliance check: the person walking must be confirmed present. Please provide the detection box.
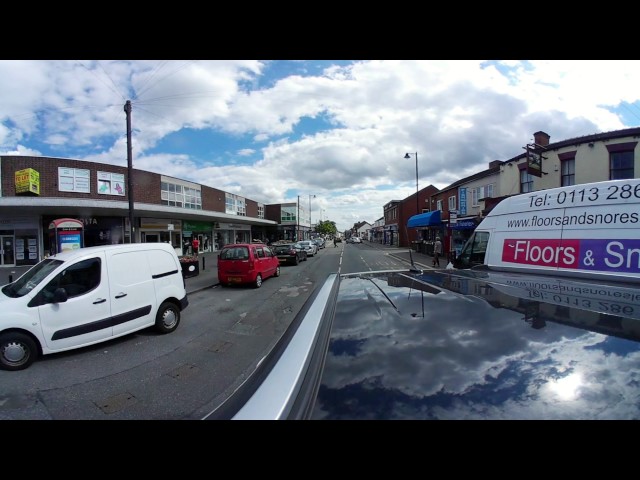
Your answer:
[191,237,200,258]
[334,237,338,247]
[433,236,442,267]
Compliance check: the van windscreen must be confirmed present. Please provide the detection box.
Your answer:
[456,231,489,269]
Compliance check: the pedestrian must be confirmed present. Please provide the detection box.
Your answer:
[433,236,442,267]
[191,237,200,257]
[334,237,337,247]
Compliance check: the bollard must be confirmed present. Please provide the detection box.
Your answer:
[9,271,15,283]
[202,256,205,271]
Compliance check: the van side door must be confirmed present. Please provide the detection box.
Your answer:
[108,250,157,337]
[35,254,112,351]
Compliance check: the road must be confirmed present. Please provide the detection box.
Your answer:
[0,242,412,419]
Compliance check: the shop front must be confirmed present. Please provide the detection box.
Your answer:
[42,215,128,257]
[450,218,479,258]
[139,218,183,256]
[1,216,41,267]
[216,222,252,249]
[182,220,215,256]
[383,224,398,246]
[407,211,443,255]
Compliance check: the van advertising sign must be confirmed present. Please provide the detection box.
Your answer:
[501,238,640,274]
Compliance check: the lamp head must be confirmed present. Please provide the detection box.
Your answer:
[404,153,411,159]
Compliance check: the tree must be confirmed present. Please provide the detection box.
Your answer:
[315,220,337,236]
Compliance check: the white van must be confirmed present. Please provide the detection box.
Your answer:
[0,243,189,371]
[455,179,640,283]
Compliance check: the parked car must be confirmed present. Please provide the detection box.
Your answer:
[297,241,318,257]
[273,243,308,265]
[205,264,640,420]
[0,243,188,371]
[312,238,325,250]
[217,243,280,288]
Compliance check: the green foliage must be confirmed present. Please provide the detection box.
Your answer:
[316,220,337,236]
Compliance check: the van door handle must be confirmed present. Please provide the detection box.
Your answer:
[115,293,127,298]
[93,298,107,304]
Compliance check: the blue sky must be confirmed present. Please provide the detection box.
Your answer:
[1,60,640,231]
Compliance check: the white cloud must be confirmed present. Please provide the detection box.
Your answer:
[2,60,640,232]
[0,144,42,156]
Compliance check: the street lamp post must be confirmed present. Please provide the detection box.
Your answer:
[404,152,419,216]
[297,195,300,241]
[405,152,420,246]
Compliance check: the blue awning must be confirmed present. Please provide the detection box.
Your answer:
[407,210,442,228]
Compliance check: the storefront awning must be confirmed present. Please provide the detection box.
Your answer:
[407,210,441,228]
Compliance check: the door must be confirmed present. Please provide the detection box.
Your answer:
[255,246,277,278]
[38,254,113,351]
[108,250,157,337]
[1,236,15,266]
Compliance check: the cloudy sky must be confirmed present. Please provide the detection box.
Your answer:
[1,60,640,232]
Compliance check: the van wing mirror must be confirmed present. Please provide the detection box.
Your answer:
[53,288,68,303]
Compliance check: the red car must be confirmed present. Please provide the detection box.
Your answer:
[217,243,280,288]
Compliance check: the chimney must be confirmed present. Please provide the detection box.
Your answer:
[533,131,550,147]
[488,160,502,169]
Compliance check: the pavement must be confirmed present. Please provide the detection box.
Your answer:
[0,243,443,293]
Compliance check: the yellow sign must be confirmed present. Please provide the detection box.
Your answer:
[15,168,40,195]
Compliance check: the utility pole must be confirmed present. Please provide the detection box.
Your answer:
[124,100,135,243]
[309,194,316,233]
[297,195,300,241]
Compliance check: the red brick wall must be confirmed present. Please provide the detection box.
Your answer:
[201,185,226,212]
[265,204,281,222]
[1,155,163,204]
[246,199,257,218]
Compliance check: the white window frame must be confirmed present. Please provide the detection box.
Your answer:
[486,183,494,198]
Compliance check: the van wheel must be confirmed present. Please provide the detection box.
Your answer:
[0,332,38,371]
[155,301,181,334]
[254,274,263,288]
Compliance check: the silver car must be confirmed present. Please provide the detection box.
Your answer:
[297,240,318,257]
